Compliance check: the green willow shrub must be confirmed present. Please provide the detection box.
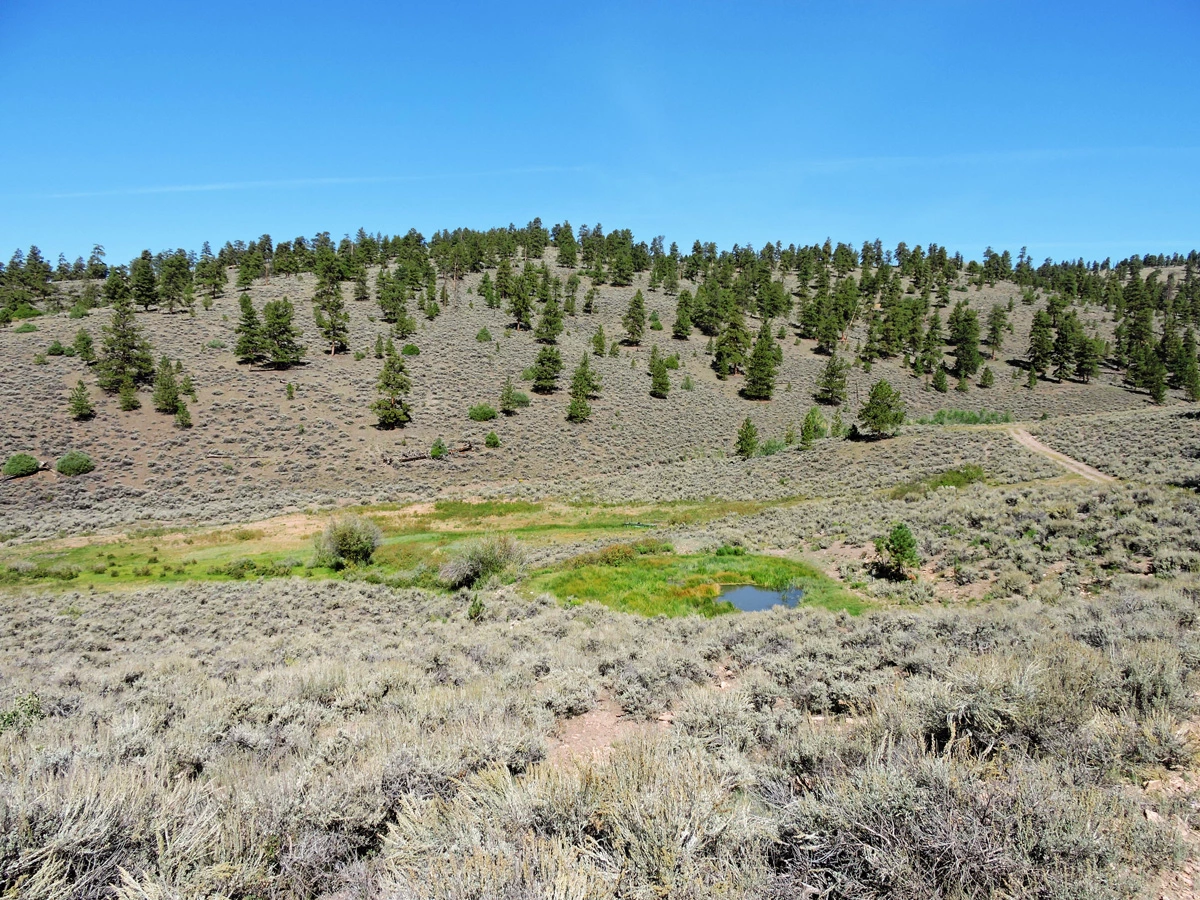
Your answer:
[313,515,383,568]
[469,403,498,421]
[3,454,40,477]
[55,451,95,476]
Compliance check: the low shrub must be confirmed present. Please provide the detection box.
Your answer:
[891,464,985,499]
[912,409,1012,425]
[55,451,95,476]
[758,438,787,457]
[476,328,492,342]
[565,538,672,569]
[13,322,37,334]
[401,343,420,356]
[485,431,500,448]
[430,438,448,459]
[3,453,40,477]
[439,534,525,588]
[468,403,497,422]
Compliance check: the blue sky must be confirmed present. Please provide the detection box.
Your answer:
[1,0,1196,266]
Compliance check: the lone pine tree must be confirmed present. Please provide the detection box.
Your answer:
[622,290,646,344]
[152,356,181,414]
[313,278,349,354]
[96,295,154,392]
[813,352,848,405]
[735,416,758,459]
[535,295,564,344]
[261,298,305,368]
[68,379,94,420]
[371,349,412,428]
[566,355,594,422]
[72,328,94,363]
[672,289,693,339]
[858,379,906,437]
[649,349,670,398]
[1028,309,1054,377]
[130,250,157,311]
[235,295,264,363]
[531,347,563,393]
[742,320,778,400]
[499,376,520,415]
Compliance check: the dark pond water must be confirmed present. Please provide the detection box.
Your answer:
[719,584,804,612]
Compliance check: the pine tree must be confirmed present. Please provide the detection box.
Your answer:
[479,271,499,309]
[985,304,1008,359]
[948,301,982,376]
[932,366,948,393]
[1027,309,1054,376]
[672,290,693,339]
[800,406,827,448]
[531,347,563,393]
[813,352,848,405]
[130,250,157,311]
[1074,336,1102,384]
[500,376,519,415]
[979,366,995,388]
[152,356,181,413]
[742,320,778,400]
[920,311,944,375]
[534,295,564,344]
[735,417,758,459]
[115,380,139,412]
[72,328,95,363]
[1143,351,1168,403]
[371,349,412,428]
[103,266,132,306]
[261,298,305,368]
[566,355,594,422]
[622,289,646,344]
[858,379,906,437]
[508,286,533,330]
[592,325,607,357]
[174,398,192,428]
[1052,312,1081,381]
[313,278,349,354]
[68,379,94,420]
[649,350,669,398]
[1180,329,1200,400]
[159,252,193,314]
[712,312,751,378]
[96,295,154,392]
[353,273,370,303]
[235,295,264,363]
[555,222,578,268]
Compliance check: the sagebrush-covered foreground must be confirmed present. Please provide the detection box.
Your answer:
[0,573,1195,898]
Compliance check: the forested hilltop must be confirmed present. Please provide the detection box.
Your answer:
[4,222,1199,421]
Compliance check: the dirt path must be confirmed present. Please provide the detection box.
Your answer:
[1007,428,1118,484]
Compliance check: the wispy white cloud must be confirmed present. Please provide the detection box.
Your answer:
[38,166,588,200]
[691,145,1200,181]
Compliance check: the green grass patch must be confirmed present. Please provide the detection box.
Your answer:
[527,548,863,617]
[426,499,544,521]
[891,464,986,499]
[910,409,1012,426]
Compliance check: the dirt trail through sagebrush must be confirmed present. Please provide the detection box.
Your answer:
[1006,428,1118,484]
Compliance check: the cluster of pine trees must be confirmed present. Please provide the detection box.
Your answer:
[10,222,1200,434]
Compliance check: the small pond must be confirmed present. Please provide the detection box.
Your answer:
[719,584,804,612]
